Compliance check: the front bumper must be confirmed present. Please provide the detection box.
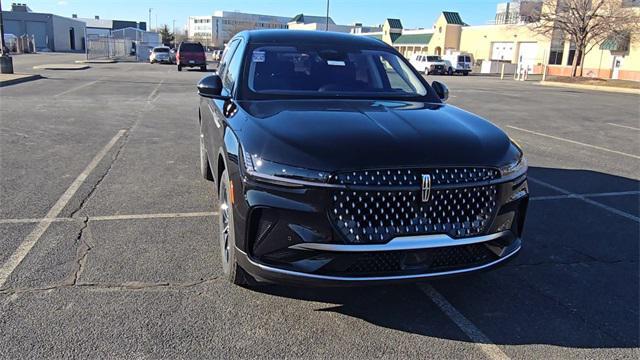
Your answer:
[236,233,521,286]
[232,168,528,286]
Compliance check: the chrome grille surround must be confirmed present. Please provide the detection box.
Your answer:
[330,168,500,244]
[334,168,499,187]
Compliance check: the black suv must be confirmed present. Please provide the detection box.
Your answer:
[197,30,528,286]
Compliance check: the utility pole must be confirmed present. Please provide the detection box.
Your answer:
[0,1,14,74]
[325,0,330,31]
[148,8,152,32]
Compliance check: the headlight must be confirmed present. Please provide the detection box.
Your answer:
[242,148,329,186]
[500,156,527,178]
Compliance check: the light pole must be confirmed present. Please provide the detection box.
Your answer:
[148,8,152,31]
[172,19,176,48]
[325,0,330,31]
[0,1,14,74]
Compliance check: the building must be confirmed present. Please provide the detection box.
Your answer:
[493,1,542,25]
[287,13,381,34]
[359,4,640,81]
[1,2,86,51]
[76,15,146,39]
[188,11,290,48]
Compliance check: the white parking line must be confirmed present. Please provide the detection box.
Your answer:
[529,177,640,222]
[147,79,164,102]
[54,79,101,97]
[90,212,217,221]
[419,284,510,360]
[530,190,640,201]
[0,130,127,287]
[607,122,640,131]
[507,125,640,160]
[0,212,218,224]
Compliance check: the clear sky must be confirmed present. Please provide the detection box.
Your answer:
[1,0,501,31]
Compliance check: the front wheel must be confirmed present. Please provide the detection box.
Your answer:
[218,169,250,286]
[448,68,453,76]
[463,71,469,76]
[200,65,207,71]
[177,65,182,72]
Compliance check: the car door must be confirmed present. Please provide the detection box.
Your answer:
[201,38,243,175]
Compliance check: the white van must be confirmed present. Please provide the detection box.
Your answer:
[409,54,447,75]
[442,52,474,76]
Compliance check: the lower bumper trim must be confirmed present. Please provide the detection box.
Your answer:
[236,241,520,284]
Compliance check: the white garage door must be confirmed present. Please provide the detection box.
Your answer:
[517,42,538,72]
[491,42,514,61]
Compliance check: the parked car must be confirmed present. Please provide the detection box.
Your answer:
[197,30,528,286]
[442,52,473,76]
[149,46,172,64]
[176,41,207,71]
[211,49,223,61]
[409,54,447,75]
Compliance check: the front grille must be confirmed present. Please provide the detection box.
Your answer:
[319,244,498,277]
[330,168,499,244]
[334,168,499,187]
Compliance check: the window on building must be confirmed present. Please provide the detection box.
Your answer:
[548,29,564,65]
[567,42,582,66]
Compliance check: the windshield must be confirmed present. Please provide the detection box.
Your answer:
[154,48,169,53]
[246,45,428,98]
[180,43,204,52]
[427,56,441,62]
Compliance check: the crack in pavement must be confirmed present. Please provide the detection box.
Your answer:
[71,217,92,286]
[67,132,130,218]
[0,276,222,296]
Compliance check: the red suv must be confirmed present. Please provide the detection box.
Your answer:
[176,41,207,71]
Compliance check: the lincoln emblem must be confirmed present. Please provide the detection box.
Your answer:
[421,174,432,202]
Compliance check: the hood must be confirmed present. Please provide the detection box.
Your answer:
[231,99,514,172]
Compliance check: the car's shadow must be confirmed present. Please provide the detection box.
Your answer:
[243,167,640,349]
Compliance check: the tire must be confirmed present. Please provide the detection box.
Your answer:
[177,65,182,72]
[463,71,469,76]
[200,134,213,181]
[218,169,250,286]
[200,65,207,71]
[448,67,453,76]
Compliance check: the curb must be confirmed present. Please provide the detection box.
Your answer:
[0,74,42,87]
[539,81,640,95]
[75,59,117,64]
[33,64,90,70]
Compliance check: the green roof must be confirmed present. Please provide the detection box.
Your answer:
[600,34,630,51]
[393,33,433,45]
[290,13,335,24]
[442,11,467,25]
[386,18,403,29]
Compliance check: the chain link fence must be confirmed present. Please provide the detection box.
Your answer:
[86,28,161,62]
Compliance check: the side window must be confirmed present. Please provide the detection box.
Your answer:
[223,40,244,91]
[217,39,240,81]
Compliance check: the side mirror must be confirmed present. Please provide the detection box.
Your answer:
[197,75,225,99]
[431,81,449,102]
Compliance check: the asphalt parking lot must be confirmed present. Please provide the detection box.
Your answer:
[0,54,638,359]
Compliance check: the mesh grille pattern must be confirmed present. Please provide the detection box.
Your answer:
[334,168,499,187]
[337,244,497,276]
[330,185,498,243]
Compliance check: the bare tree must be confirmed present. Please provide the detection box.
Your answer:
[530,0,640,77]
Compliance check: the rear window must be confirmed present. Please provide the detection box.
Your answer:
[458,55,471,62]
[153,48,169,53]
[427,56,441,61]
[180,43,204,52]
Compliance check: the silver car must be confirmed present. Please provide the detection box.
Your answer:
[150,46,171,64]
